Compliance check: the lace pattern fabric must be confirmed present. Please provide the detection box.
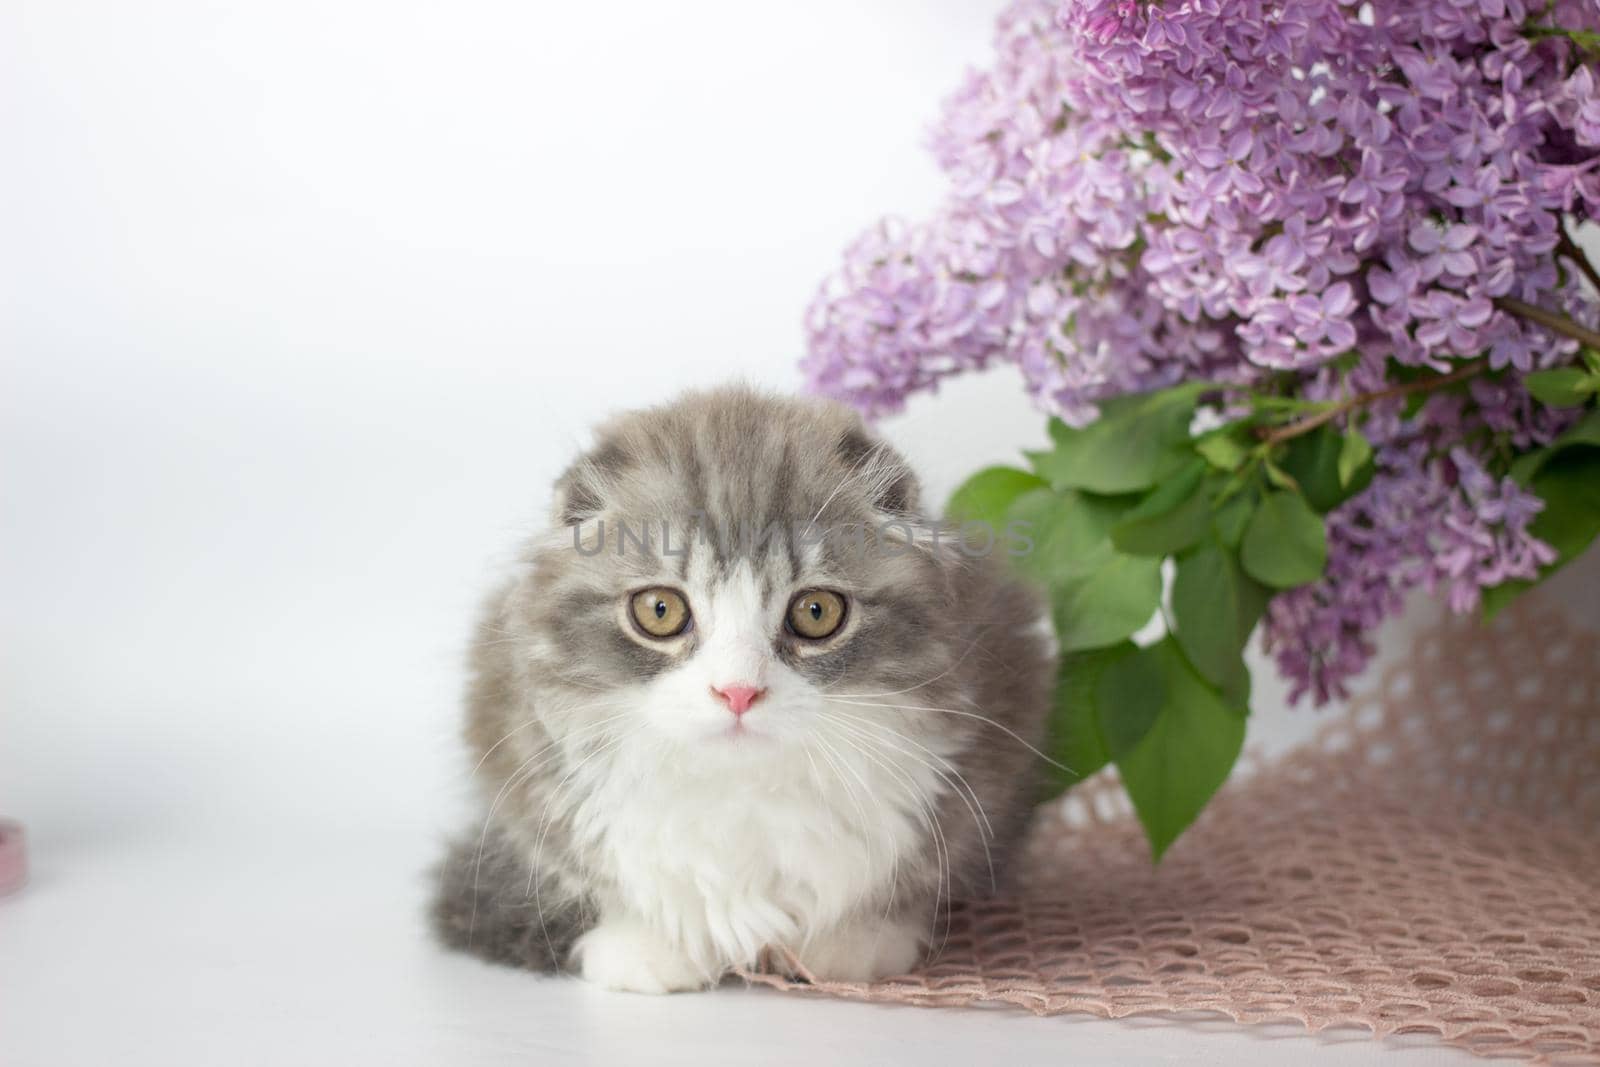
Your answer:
[747,604,1600,1064]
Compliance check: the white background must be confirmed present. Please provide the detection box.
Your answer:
[1,3,1590,1064]
[1,0,1048,846]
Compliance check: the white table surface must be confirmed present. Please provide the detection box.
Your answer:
[0,824,1490,1067]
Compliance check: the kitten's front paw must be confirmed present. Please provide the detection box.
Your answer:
[572,918,709,994]
[790,917,925,983]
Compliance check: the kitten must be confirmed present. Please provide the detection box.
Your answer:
[431,386,1055,993]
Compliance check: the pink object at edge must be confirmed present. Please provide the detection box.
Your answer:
[0,820,26,895]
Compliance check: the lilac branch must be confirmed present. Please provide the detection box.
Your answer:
[1256,362,1486,447]
[1557,228,1600,298]
[1495,296,1600,351]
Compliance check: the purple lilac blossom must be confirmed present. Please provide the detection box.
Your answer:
[803,0,1600,703]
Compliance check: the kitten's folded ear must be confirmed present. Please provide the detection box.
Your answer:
[551,439,630,527]
[834,425,921,518]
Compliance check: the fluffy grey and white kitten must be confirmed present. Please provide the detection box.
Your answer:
[431,386,1055,992]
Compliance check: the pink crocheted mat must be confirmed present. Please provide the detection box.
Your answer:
[746,604,1600,1064]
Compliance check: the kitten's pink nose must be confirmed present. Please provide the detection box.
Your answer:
[711,684,766,716]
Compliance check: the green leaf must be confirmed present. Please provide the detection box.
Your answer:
[1006,486,1162,650]
[1278,425,1371,511]
[1263,459,1299,492]
[1109,460,1212,557]
[1037,646,1128,798]
[946,466,1046,529]
[1565,396,1600,445]
[1509,410,1600,486]
[1115,638,1247,861]
[1051,552,1164,652]
[1240,490,1328,588]
[1526,450,1600,559]
[1212,488,1257,548]
[1218,653,1252,710]
[1337,429,1373,490]
[1329,350,1361,374]
[1478,580,1514,620]
[1170,538,1269,695]
[1006,487,1138,585]
[1093,643,1166,758]
[1031,384,1207,494]
[1195,429,1252,472]
[1482,445,1600,620]
[1524,367,1597,409]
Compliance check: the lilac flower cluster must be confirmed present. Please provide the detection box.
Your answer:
[804,0,1600,703]
[1263,435,1555,704]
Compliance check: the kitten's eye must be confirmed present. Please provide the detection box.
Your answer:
[787,589,847,640]
[629,587,691,639]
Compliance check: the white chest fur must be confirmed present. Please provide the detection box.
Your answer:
[567,731,948,975]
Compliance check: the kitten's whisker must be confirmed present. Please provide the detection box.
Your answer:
[825,708,994,840]
[875,520,953,561]
[474,624,525,639]
[529,727,637,961]
[803,440,883,536]
[468,712,625,833]
[462,748,565,944]
[469,637,535,649]
[838,726,947,959]
[818,720,953,957]
[825,710,997,881]
[808,730,883,918]
[827,713,995,897]
[817,721,925,928]
[467,719,541,777]
[797,740,846,854]
[465,712,629,945]
[800,735,889,953]
[829,697,1075,777]
[575,676,644,694]
[471,703,635,786]
[822,635,985,700]
[466,699,635,778]
[798,737,825,790]
[544,672,630,694]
